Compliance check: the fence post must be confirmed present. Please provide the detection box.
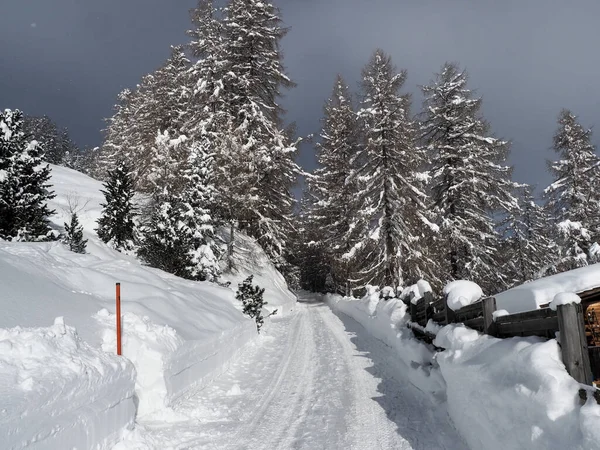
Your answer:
[116,282,122,356]
[482,297,497,336]
[557,303,592,385]
[444,294,456,324]
[410,292,418,322]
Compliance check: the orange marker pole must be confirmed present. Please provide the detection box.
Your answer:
[116,282,122,356]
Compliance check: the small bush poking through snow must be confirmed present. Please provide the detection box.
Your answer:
[236,275,268,332]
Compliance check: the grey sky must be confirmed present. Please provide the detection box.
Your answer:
[2,0,600,192]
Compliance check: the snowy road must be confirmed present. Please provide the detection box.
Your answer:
[116,294,467,450]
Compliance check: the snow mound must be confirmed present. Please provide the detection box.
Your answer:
[399,279,432,304]
[326,291,600,450]
[549,292,582,311]
[444,280,483,311]
[0,318,136,450]
[496,263,600,313]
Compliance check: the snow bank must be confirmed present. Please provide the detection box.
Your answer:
[0,318,136,450]
[326,290,600,450]
[324,290,446,397]
[443,280,483,311]
[496,263,600,313]
[0,165,295,446]
[434,326,600,450]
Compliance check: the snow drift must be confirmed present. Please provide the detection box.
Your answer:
[0,165,295,448]
[325,286,600,450]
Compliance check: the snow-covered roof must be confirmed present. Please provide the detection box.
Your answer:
[495,263,600,313]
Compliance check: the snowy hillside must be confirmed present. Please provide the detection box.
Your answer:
[0,165,296,449]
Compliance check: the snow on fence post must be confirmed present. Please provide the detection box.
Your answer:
[557,303,592,385]
[482,297,497,336]
[116,282,122,356]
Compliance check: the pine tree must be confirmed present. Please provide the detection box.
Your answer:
[179,142,222,281]
[0,109,56,241]
[64,212,87,253]
[138,192,190,277]
[235,275,268,332]
[308,75,363,295]
[544,110,600,270]
[352,50,432,290]
[420,63,518,292]
[96,160,136,251]
[500,186,554,285]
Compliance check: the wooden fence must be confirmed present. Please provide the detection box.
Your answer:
[407,291,597,394]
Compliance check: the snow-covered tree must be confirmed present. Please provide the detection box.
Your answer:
[98,47,191,191]
[0,109,56,242]
[217,0,299,265]
[138,192,190,277]
[236,275,267,332]
[96,160,136,251]
[500,186,554,285]
[308,75,363,295]
[179,143,221,281]
[352,50,432,290]
[420,63,518,292]
[544,110,600,270]
[23,115,78,166]
[64,212,87,254]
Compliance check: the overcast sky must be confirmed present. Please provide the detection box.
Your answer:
[2,0,600,192]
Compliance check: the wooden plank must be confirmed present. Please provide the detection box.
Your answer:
[454,301,484,320]
[557,303,593,385]
[432,311,446,325]
[588,347,600,381]
[497,317,559,336]
[482,297,497,336]
[495,308,557,324]
[445,294,457,324]
[463,316,484,331]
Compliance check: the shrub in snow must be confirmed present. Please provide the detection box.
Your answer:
[236,275,268,333]
[0,109,57,242]
[96,159,136,252]
[63,212,87,253]
[444,280,483,311]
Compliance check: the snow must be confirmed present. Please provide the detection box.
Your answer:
[116,294,467,450]
[549,292,582,311]
[0,165,295,448]
[0,318,136,450]
[443,280,484,311]
[326,291,600,450]
[496,263,600,313]
[399,278,432,304]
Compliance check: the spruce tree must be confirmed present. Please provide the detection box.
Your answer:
[179,143,221,281]
[353,50,432,290]
[138,193,190,277]
[64,212,87,253]
[96,160,136,251]
[236,275,267,332]
[420,63,518,292]
[544,110,600,270]
[0,109,56,242]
